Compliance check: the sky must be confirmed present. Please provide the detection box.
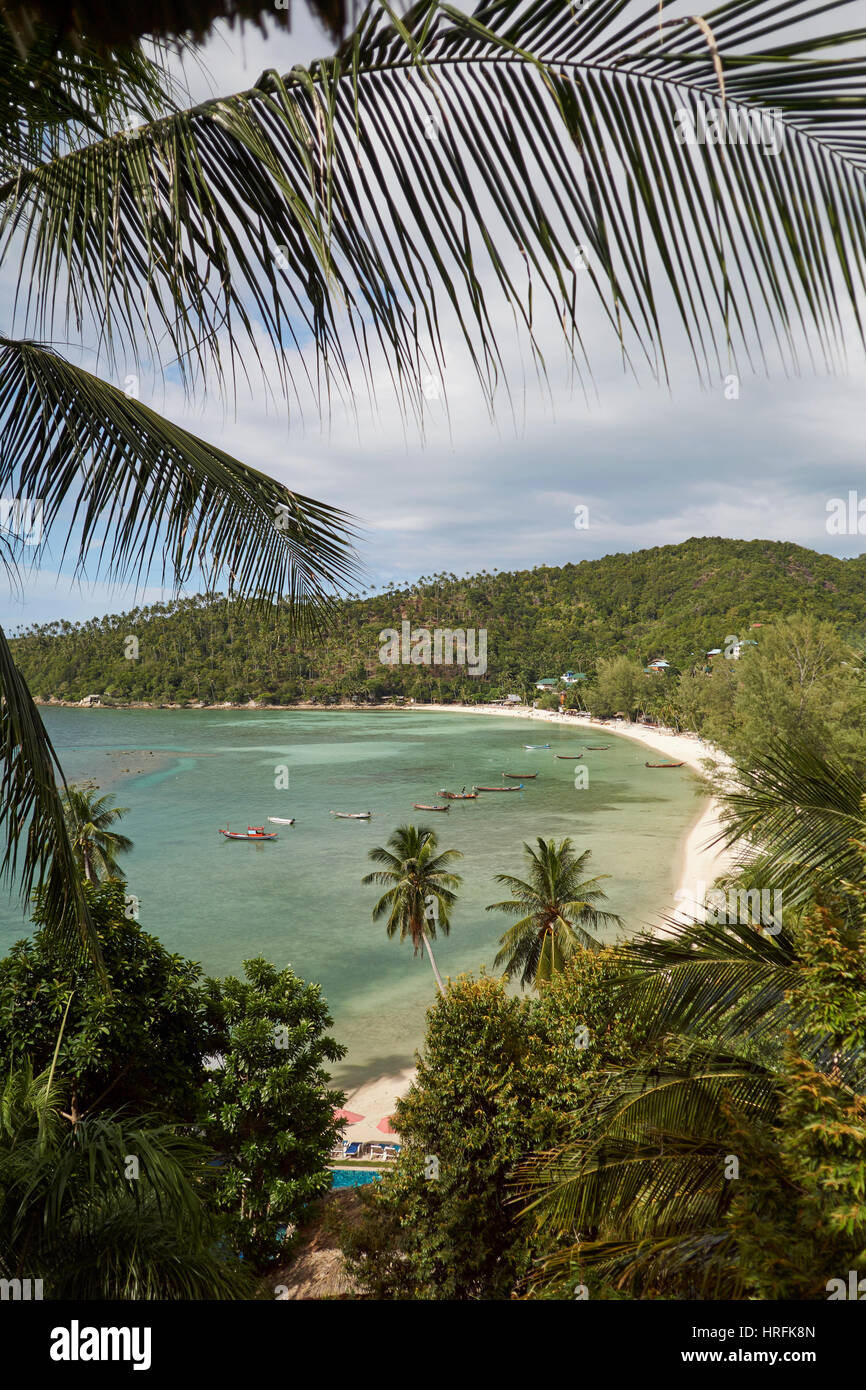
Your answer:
[3,1,866,630]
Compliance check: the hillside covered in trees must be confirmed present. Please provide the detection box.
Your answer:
[9,537,866,707]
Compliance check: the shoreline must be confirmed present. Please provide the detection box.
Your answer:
[330,702,737,1123]
[44,698,737,1125]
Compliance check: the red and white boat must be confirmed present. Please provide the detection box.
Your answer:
[219,825,277,840]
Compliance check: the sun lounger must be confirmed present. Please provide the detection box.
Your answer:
[343,1141,362,1159]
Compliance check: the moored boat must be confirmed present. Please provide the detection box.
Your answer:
[645,761,684,768]
[330,810,373,819]
[474,784,523,791]
[503,772,536,779]
[414,803,450,811]
[555,754,583,759]
[268,816,295,825]
[219,825,277,840]
[524,743,550,749]
[438,790,478,799]
[585,746,610,750]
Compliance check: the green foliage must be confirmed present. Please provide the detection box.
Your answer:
[202,958,346,1270]
[0,879,219,1123]
[488,838,621,989]
[727,899,866,1299]
[61,781,132,882]
[11,540,866,715]
[0,1061,252,1299]
[340,955,646,1299]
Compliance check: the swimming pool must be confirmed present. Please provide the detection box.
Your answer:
[331,1168,382,1188]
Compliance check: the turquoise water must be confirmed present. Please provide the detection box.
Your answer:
[331,1169,382,1188]
[0,708,703,1085]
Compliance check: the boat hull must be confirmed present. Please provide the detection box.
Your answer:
[474,785,523,792]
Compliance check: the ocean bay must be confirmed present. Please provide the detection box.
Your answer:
[0,706,703,1085]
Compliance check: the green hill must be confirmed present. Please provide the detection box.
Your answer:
[9,537,866,706]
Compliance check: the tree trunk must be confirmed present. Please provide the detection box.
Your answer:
[422,931,446,996]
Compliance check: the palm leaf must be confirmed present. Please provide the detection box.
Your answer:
[0,335,359,611]
[0,626,99,965]
[5,0,866,410]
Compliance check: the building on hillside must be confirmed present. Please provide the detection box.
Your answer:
[647,659,670,674]
[561,670,587,684]
[535,678,557,691]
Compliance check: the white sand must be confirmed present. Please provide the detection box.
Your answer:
[339,1065,417,1143]
[338,704,739,1127]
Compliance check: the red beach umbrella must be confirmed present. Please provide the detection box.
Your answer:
[333,1107,365,1125]
[376,1115,399,1136]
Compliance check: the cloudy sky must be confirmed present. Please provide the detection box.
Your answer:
[3,2,866,630]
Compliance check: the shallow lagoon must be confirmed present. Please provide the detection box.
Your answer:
[0,707,703,1085]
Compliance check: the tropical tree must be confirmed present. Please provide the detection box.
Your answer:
[362,825,462,994]
[0,1059,252,1299]
[716,738,866,908]
[5,0,866,963]
[61,783,132,883]
[488,839,621,989]
[511,881,866,1299]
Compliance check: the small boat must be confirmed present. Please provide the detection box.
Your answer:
[555,754,583,760]
[503,772,536,779]
[439,790,478,800]
[645,761,684,768]
[585,746,610,750]
[330,810,372,819]
[220,825,277,840]
[524,743,550,749]
[268,816,295,825]
[414,803,450,811]
[474,784,523,792]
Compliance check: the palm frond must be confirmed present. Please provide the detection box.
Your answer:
[716,737,866,901]
[0,335,359,613]
[5,0,866,411]
[0,626,98,964]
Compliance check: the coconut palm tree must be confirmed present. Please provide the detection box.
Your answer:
[362,825,462,994]
[0,1058,253,1298]
[62,783,132,883]
[715,737,866,907]
[4,0,866,965]
[488,839,622,989]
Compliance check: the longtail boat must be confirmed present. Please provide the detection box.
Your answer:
[503,772,536,779]
[330,810,372,819]
[438,790,478,800]
[524,743,550,749]
[220,825,277,840]
[268,816,295,825]
[645,761,684,768]
[474,784,523,792]
[555,754,583,759]
[586,746,610,750]
[414,803,449,811]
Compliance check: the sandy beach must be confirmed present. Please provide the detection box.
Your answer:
[337,702,738,1131]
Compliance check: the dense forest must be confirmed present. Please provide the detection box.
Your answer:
[9,537,866,707]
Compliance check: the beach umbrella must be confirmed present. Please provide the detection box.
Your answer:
[376,1115,399,1136]
[333,1107,365,1125]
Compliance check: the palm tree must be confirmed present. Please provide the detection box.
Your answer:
[62,783,132,883]
[488,839,621,989]
[715,737,866,907]
[362,825,462,995]
[0,1058,253,1298]
[4,0,866,963]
